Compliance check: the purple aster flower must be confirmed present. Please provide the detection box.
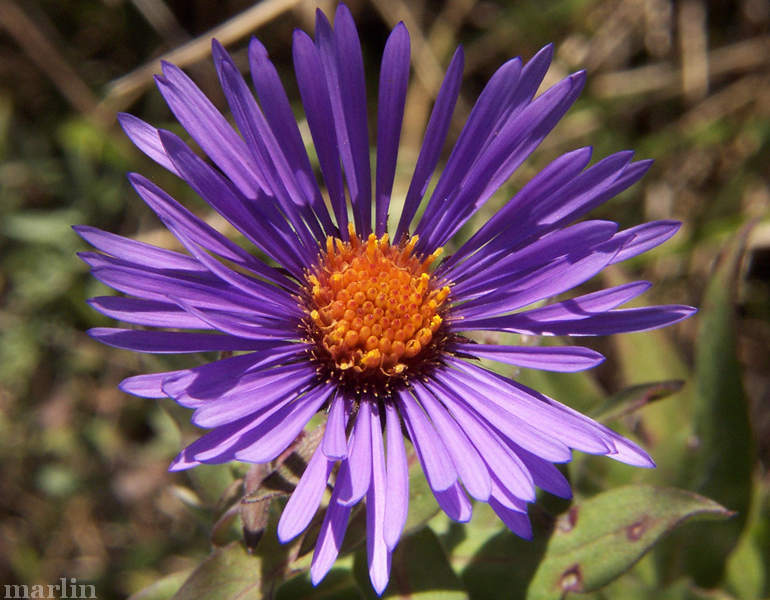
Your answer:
[77,4,695,594]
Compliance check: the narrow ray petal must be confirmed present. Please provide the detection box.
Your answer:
[336,401,373,506]
[383,402,409,550]
[323,394,348,460]
[277,444,334,543]
[367,405,391,594]
[398,390,457,492]
[375,23,410,235]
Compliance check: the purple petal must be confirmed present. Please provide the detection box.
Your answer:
[173,387,307,467]
[367,404,392,595]
[510,44,554,113]
[375,23,410,236]
[451,220,617,294]
[429,380,536,502]
[248,38,336,235]
[433,369,576,463]
[156,61,266,197]
[488,474,529,513]
[535,396,656,468]
[190,363,317,427]
[74,225,204,272]
[493,281,652,323]
[531,152,639,226]
[323,394,348,459]
[336,401,373,506]
[434,482,473,523]
[444,151,636,283]
[326,5,372,235]
[162,345,306,407]
[169,298,297,341]
[453,343,605,373]
[415,57,522,244]
[157,130,311,273]
[119,369,184,399]
[454,281,653,331]
[88,296,211,329]
[398,390,457,492]
[441,362,613,455]
[88,327,260,353]
[164,251,299,321]
[442,147,592,273]
[383,402,408,550]
[455,238,623,319]
[413,382,491,501]
[445,360,655,468]
[157,216,300,316]
[127,175,295,290]
[169,412,271,470]
[508,443,573,499]
[426,71,588,250]
[394,46,464,240]
[83,253,260,313]
[310,486,352,586]
[191,393,304,464]
[292,30,348,236]
[464,304,696,336]
[277,443,334,543]
[234,384,332,462]
[212,42,325,244]
[609,220,681,264]
[117,113,179,175]
[120,346,295,400]
[489,497,533,539]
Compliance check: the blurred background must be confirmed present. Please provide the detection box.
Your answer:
[0,0,768,598]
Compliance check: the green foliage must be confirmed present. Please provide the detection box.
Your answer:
[353,528,467,599]
[2,1,769,599]
[171,543,262,600]
[527,486,732,599]
[669,227,756,585]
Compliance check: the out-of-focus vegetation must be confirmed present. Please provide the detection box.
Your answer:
[0,0,768,598]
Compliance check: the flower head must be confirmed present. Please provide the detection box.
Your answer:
[77,4,694,594]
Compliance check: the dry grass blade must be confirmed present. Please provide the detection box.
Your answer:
[99,0,303,114]
[0,0,100,118]
[678,0,709,103]
[592,35,770,99]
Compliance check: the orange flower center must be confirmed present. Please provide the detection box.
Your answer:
[305,224,450,378]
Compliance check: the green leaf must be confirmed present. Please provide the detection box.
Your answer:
[128,570,192,600]
[673,226,755,585]
[172,542,261,600]
[587,575,740,600]
[592,380,685,423]
[353,527,468,599]
[724,458,768,599]
[454,502,553,600]
[3,209,84,245]
[526,485,733,599]
[277,565,364,600]
[602,267,694,488]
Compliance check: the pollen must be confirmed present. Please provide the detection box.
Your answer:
[304,224,450,378]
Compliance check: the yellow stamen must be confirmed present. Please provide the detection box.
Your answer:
[304,227,450,376]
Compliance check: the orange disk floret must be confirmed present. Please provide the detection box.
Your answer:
[305,224,450,377]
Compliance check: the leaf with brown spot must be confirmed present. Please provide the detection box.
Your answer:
[526,485,733,600]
